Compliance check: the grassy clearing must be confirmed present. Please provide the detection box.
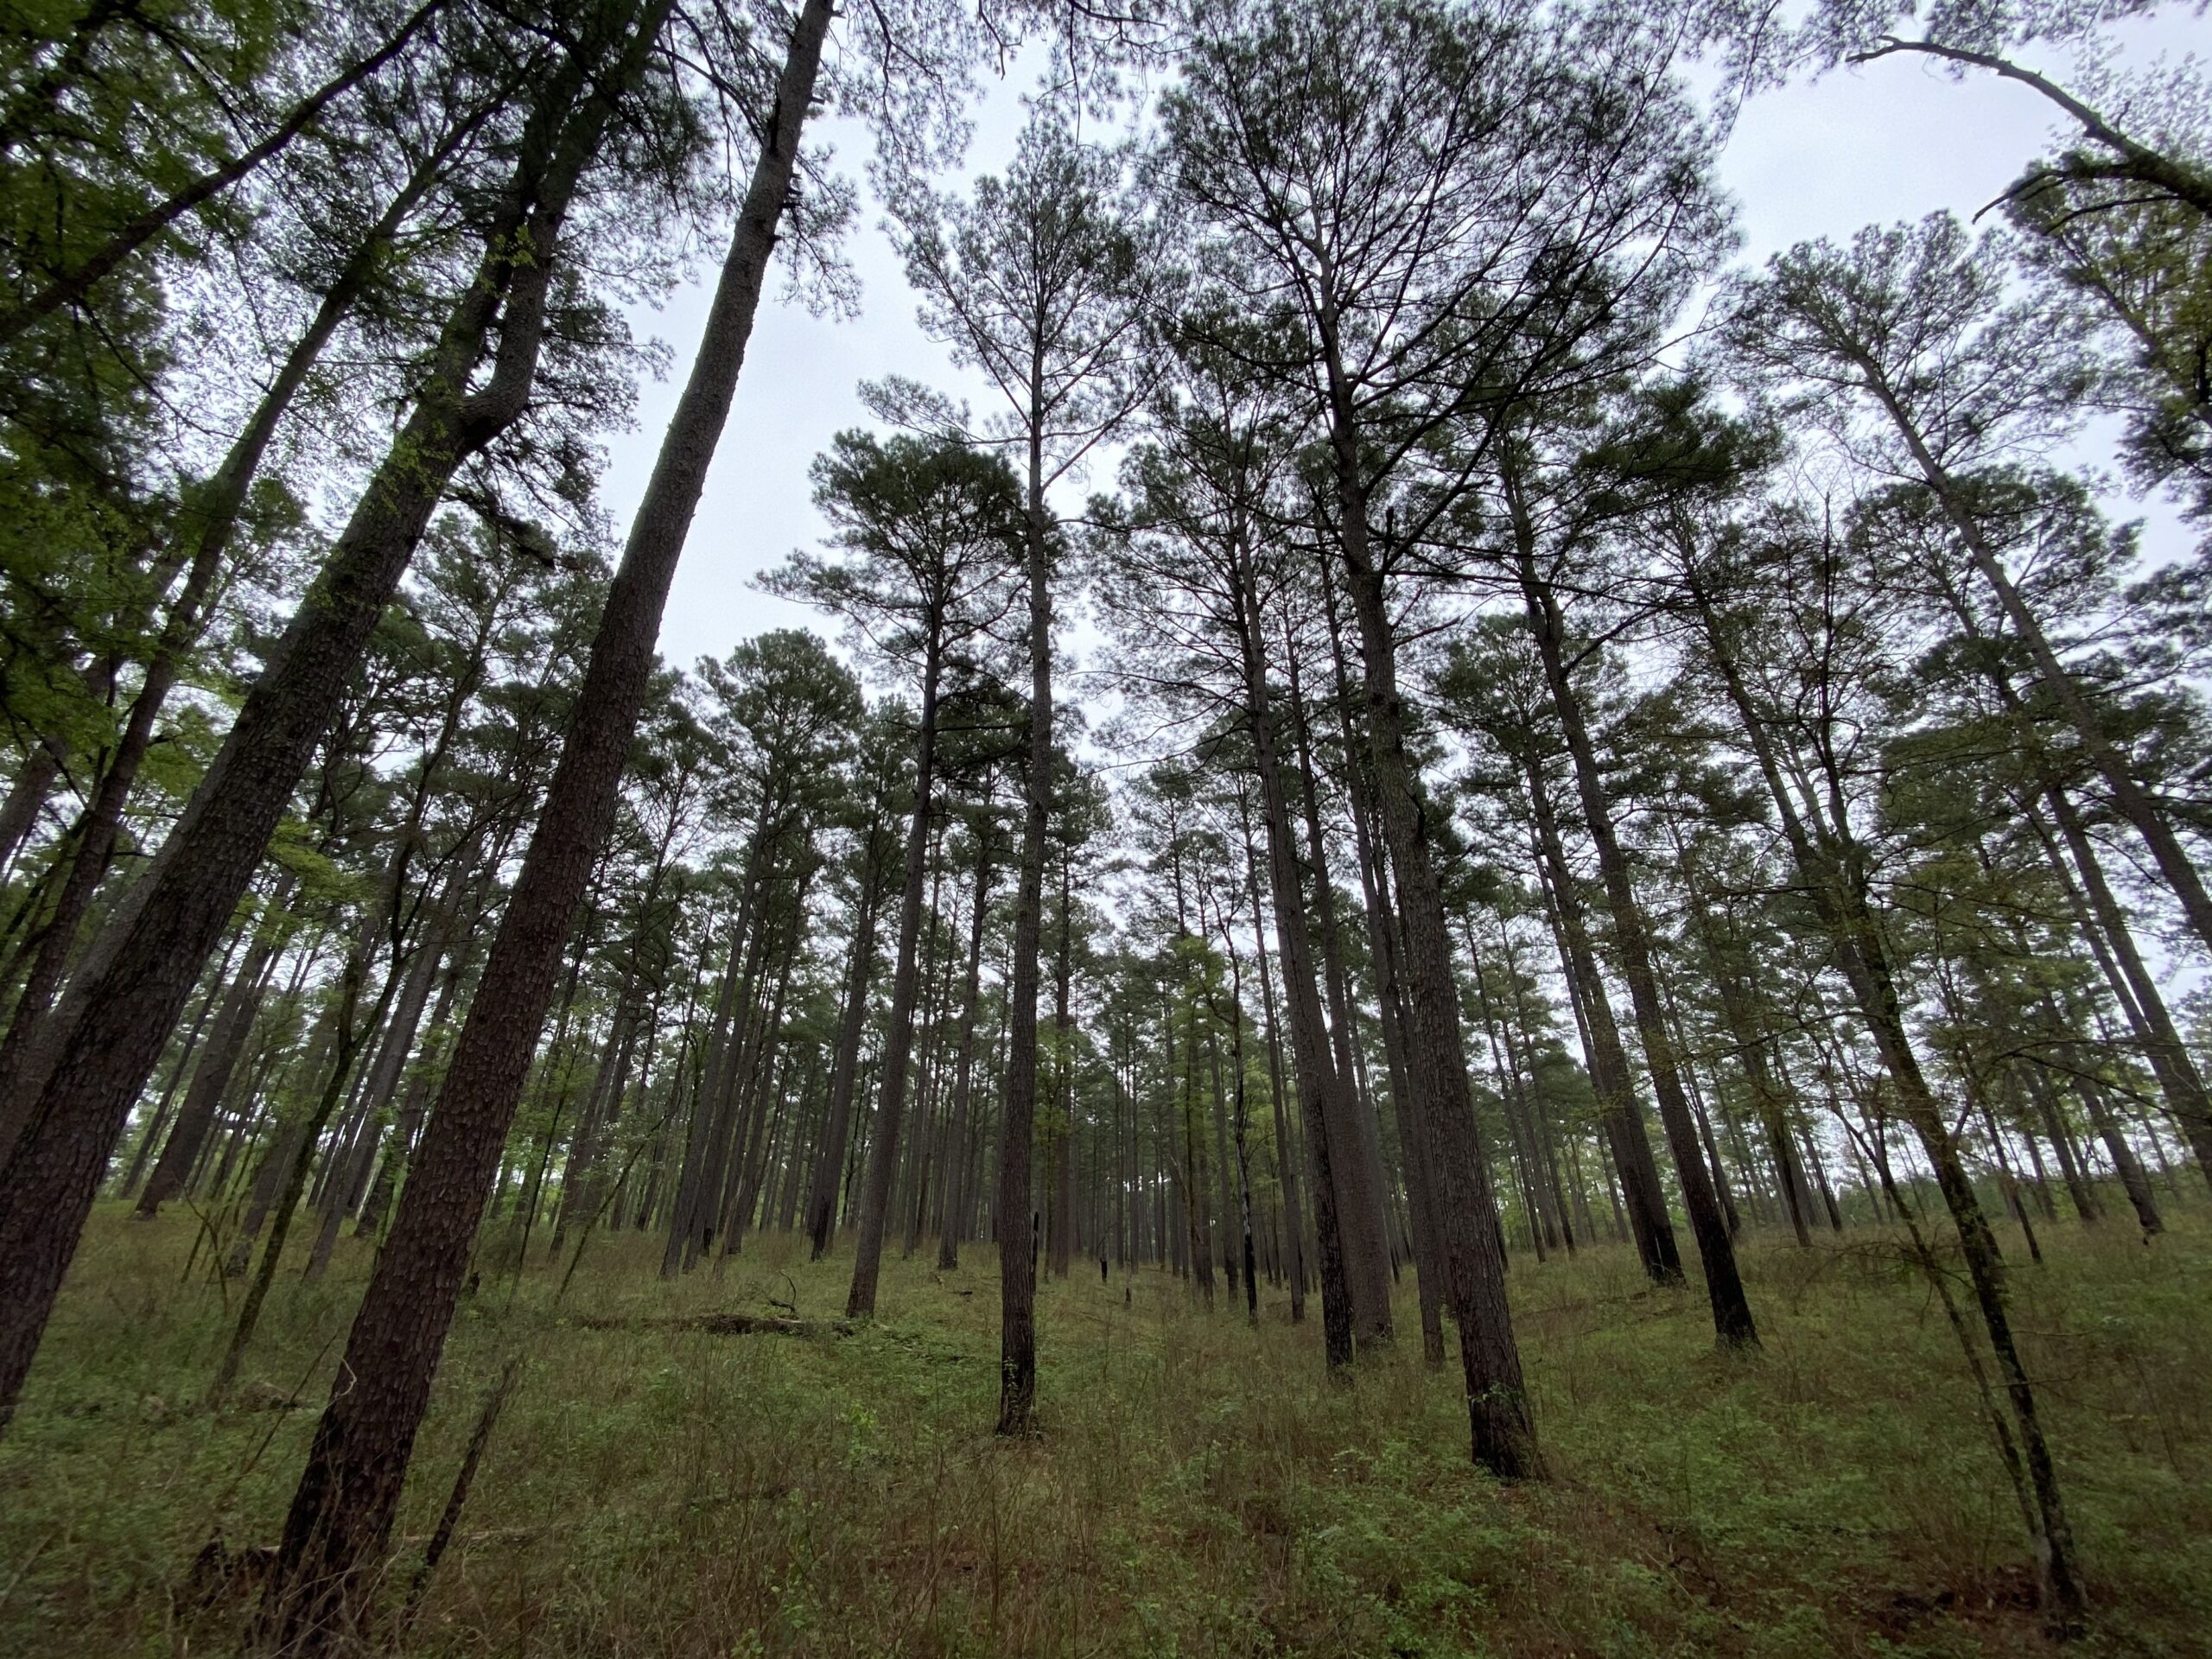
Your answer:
[2,1203,2208,1656]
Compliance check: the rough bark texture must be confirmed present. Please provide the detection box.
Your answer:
[1323,328,1535,1473]
[0,137,452,1143]
[997,416,1051,1435]
[253,3,823,1640]
[0,10,632,1432]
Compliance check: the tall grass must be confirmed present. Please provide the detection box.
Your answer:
[3,1201,2207,1656]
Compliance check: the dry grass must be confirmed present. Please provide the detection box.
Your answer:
[3,1198,2209,1656]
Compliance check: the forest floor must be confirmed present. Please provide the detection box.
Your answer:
[1,1204,2208,1658]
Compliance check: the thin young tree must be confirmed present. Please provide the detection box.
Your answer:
[882,104,1161,1431]
[768,429,1023,1319]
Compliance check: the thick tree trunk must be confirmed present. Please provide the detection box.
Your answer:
[0,141,458,1141]
[254,6,828,1639]
[996,391,1052,1435]
[1328,633,1444,1357]
[0,746,60,883]
[1319,319,1535,1473]
[0,3,654,1435]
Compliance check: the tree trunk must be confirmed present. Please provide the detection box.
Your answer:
[1284,630,1395,1341]
[996,372,1053,1436]
[0,137,461,1146]
[1878,381,2212,957]
[134,876,297,1216]
[1512,535,1756,1349]
[938,826,994,1270]
[0,2,657,1435]
[1689,569,2082,1625]
[253,6,830,1639]
[1224,532,1354,1364]
[1235,784,1305,1320]
[807,883,880,1259]
[1319,311,1535,1474]
[1521,760,1680,1281]
[848,645,944,1318]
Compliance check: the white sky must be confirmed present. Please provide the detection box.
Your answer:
[599,10,2209,682]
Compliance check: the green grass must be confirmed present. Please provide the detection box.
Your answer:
[3,1202,2209,1656]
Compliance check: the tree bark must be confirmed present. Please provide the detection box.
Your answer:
[253,3,826,1638]
[1512,532,1756,1348]
[134,874,298,1216]
[996,377,1052,1435]
[938,823,994,1270]
[1319,303,1535,1471]
[1521,758,1680,1281]
[1688,568,2083,1625]
[0,2,654,1435]
[849,644,944,1318]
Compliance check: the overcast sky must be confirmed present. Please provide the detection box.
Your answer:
[596,10,2207,682]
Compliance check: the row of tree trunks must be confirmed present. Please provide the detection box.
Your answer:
[0,0,666,1433]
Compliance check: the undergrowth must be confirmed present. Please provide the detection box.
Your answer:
[2,1201,2207,1656]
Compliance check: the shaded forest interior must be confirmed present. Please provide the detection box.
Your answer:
[2,0,2211,1653]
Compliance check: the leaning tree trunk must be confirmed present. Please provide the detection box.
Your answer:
[253,4,830,1643]
[133,873,298,1217]
[1514,537,1757,1349]
[1520,755,1680,1281]
[2036,786,2212,1184]
[1879,383,2212,956]
[0,745,60,883]
[0,1,659,1437]
[1690,570,2083,1627]
[0,135,461,1138]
